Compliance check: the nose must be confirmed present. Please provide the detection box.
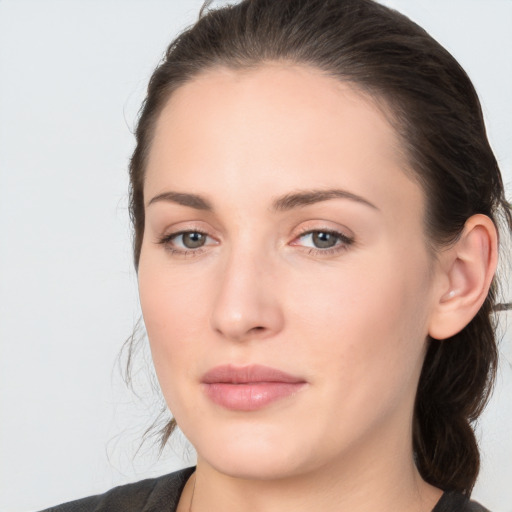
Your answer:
[209,247,285,342]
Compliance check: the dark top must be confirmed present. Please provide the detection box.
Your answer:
[39,466,490,512]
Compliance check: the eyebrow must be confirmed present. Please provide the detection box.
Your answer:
[272,189,379,212]
[147,191,213,210]
[146,188,379,212]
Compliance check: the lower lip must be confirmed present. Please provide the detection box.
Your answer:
[203,382,306,411]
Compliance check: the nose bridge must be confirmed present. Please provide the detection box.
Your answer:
[210,237,283,341]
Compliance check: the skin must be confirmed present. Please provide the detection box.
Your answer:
[137,64,496,512]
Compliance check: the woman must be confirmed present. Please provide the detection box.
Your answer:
[42,0,511,511]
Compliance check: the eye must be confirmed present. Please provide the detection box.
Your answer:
[302,231,339,249]
[157,229,217,255]
[174,231,208,249]
[292,229,354,254]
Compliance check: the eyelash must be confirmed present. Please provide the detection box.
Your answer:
[157,228,355,258]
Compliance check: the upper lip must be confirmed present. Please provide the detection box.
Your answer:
[201,364,306,384]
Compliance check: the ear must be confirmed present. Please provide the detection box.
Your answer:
[428,214,498,340]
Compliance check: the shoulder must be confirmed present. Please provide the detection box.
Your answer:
[465,500,491,512]
[433,491,491,512]
[38,466,195,512]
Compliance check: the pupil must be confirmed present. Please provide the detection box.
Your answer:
[313,232,337,249]
[183,232,205,249]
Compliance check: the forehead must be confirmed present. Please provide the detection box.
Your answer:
[145,63,423,221]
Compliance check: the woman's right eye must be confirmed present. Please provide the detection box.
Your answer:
[157,230,216,255]
[173,231,208,249]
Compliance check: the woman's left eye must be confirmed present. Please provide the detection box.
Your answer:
[292,229,354,253]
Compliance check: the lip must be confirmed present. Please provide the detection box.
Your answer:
[201,364,307,411]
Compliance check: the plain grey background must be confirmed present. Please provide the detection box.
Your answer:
[0,1,511,511]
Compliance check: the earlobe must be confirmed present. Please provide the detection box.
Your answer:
[428,214,498,340]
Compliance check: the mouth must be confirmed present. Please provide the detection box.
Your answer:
[201,364,307,411]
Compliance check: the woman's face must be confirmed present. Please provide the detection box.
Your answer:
[138,64,442,479]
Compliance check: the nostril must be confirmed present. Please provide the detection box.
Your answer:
[251,326,265,333]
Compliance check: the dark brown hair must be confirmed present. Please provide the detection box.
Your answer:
[127,0,512,495]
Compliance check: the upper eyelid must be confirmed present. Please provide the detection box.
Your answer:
[291,230,354,247]
[160,226,351,239]
[159,226,354,239]
[293,225,354,240]
[161,229,216,244]
[158,222,216,240]
[295,226,350,236]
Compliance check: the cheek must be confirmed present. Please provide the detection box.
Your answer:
[139,270,202,336]
[137,250,210,391]
[285,248,432,400]
[138,237,214,326]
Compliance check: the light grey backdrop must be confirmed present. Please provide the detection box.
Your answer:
[0,1,511,511]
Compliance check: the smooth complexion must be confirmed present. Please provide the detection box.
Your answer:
[137,64,497,512]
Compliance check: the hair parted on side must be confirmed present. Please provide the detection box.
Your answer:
[127,0,512,495]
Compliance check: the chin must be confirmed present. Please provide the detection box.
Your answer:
[201,447,309,481]
[185,416,329,481]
